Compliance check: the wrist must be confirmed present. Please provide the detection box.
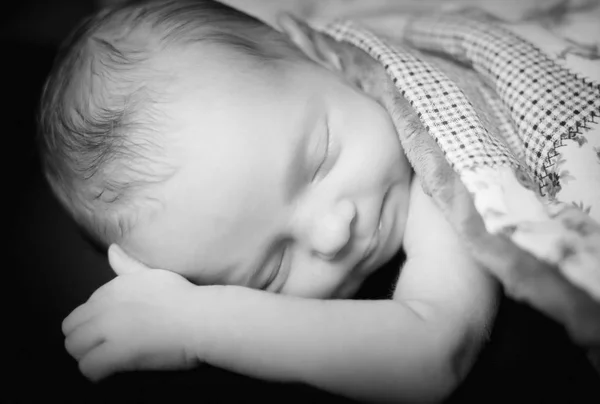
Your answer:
[185,284,231,364]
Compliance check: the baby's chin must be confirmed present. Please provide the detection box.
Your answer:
[334,245,404,299]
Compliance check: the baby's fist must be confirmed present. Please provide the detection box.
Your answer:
[62,246,215,381]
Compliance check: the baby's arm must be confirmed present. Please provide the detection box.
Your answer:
[64,179,498,403]
[198,179,498,402]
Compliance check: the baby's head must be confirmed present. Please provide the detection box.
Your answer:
[38,0,299,243]
[39,0,411,299]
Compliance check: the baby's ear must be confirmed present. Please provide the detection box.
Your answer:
[277,13,342,72]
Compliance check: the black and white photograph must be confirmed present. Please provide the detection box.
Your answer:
[6,0,600,402]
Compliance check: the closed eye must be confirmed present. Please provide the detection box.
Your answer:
[264,246,286,290]
[312,121,336,182]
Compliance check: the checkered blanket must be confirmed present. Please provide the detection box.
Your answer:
[320,14,600,337]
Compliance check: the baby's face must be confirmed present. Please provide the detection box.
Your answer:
[123,47,411,299]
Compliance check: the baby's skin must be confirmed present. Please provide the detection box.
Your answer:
[62,15,499,403]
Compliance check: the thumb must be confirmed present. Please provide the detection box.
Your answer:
[108,244,150,276]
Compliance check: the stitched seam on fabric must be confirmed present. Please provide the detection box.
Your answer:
[401,15,600,197]
[322,20,521,175]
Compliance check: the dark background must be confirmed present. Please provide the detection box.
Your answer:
[5,1,600,402]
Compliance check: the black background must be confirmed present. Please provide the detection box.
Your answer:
[4,1,600,402]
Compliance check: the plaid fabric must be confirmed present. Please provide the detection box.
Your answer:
[323,20,524,176]
[402,15,600,195]
[322,15,600,196]
[477,84,525,161]
[320,15,600,304]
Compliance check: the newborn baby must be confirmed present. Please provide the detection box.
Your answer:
[39,1,499,402]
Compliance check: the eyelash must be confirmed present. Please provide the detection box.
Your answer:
[312,123,335,182]
[264,246,286,290]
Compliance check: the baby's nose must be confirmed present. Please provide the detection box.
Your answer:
[309,200,356,260]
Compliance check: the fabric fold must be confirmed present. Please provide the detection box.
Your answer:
[320,15,600,305]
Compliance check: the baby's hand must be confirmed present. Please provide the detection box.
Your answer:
[62,245,214,381]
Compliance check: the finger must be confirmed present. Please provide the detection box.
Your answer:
[62,301,101,336]
[276,13,321,60]
[276,12,302,32]
[108,244,151,276]
[79,342,130,382]
[65,320,105,360]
